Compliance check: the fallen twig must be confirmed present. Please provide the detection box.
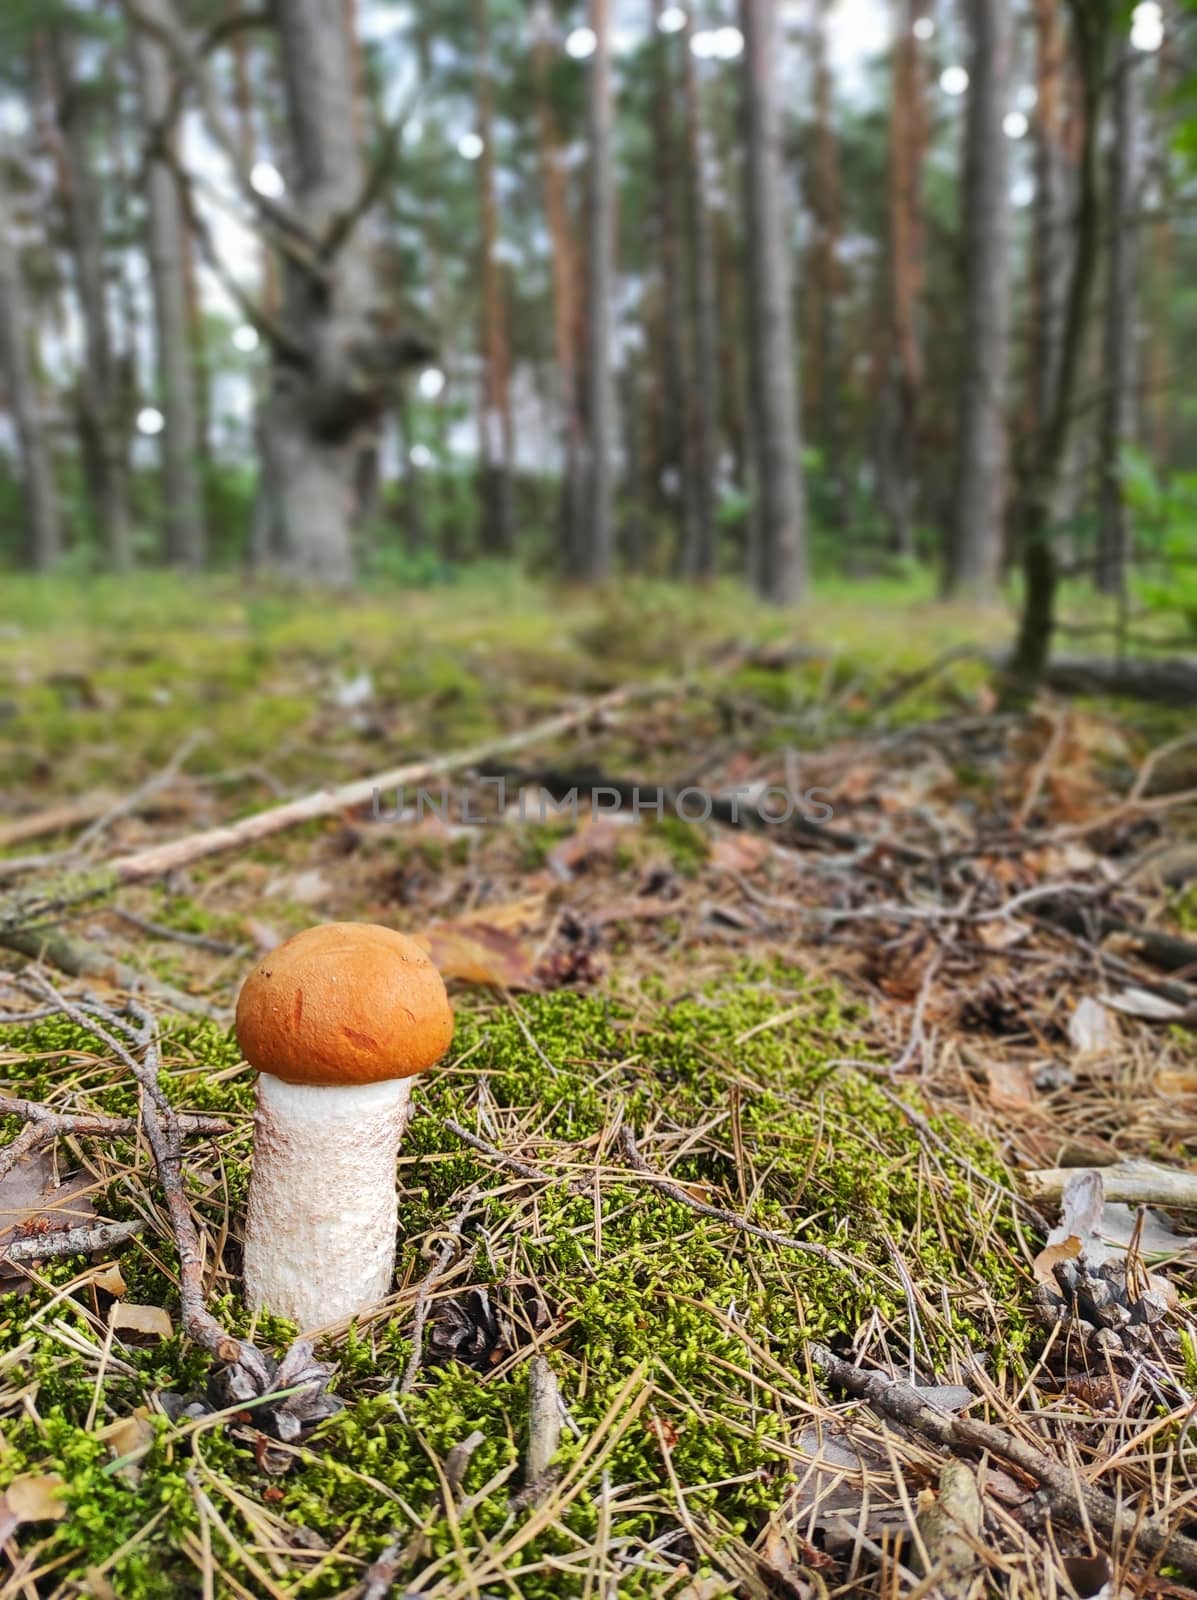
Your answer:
[810,1342,1197,1582]
[1027,1158,1197,1210]
[19,975,275,1390]
[617,1126,839,1263]
[0,1091,229,1181]
[397,1187,480,1397]
[3,1218,145,1264]
[0,924,224,1017]
[0,682,682,935]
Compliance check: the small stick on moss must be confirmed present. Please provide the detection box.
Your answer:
[0,1091,229,1183]
[4,1218,145,1264]
[618,1126,838,1263]
[442,1117,589,1194]
[397,1187,481,1397]
[0,925,223,1018]
[811,1342,1197,1584]
[112,908,247,958]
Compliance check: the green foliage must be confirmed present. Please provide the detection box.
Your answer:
[1122,447,1197,637]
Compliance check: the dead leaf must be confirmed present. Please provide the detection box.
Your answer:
[417,920,540,990]
[92,1262,127,1296]
[1104,987,1190,1023]
[710,832,771,874]
[97,1409,155,1475]
[547,818,622,879]
[1034,1168,1104,1283]
[0,1144,95,1266]
[986,1058,1035,1111]
[245,918,283,953]
[1069,997,1120,1055]
[269,869,332,907]
[976,918,1031,951]
[111,1302,173,1339]
[3,1472,67,1524]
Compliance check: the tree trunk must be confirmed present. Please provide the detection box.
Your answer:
[0,170,62,569]
[133,0,206,570]
[944,0,1013,596]
[1029,0,1069,439]
[531,5,586,572]
[47,33,132,569]
[882,0,929,558]
[808,0,846,528]
[258,0,386,585]
[647,1,695,569]
[581,0,618,582]
[680,12,719,579]
[1095,43,1141,598]
[476,0,515,557]
[1009,1,1116,697]
[739,0,807,604]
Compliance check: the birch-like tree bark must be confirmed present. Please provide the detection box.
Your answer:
[1095,41,1142,598]
[133,0,206,570]
[0,165,62,569]
[47,33,132,569]
[582,0,618,581]
[945,0,1012,596]
[739,0,807,603]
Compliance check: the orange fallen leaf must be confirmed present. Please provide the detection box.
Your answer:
[416,920,540,990]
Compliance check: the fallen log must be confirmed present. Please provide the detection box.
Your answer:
[1040,654,1197,707]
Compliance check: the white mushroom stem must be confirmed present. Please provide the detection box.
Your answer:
[243,1073,411,1330]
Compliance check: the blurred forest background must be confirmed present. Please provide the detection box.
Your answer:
[0,0,1193,689]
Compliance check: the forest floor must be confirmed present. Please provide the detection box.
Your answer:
[0,573,1195,1599]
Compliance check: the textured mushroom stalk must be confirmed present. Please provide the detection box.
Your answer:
[242,1073,411,1330]
[236,922,453,1327]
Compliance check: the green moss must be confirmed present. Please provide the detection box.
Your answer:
[0,975,1029,1595]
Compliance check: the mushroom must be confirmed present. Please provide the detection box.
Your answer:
[235,922,453,1329]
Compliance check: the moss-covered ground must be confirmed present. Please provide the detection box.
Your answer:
[0,574,1194,1597]
[0,973,1033,1598]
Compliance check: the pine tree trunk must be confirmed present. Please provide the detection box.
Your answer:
[647,1,696,570]
[531,5,586,571]
[1095,44,1141,598]
[48,33,132,570]
[582,0,618,581]
[882,0,928,558]
[476,0,515,557]
[680,13,719,579]
[945,0,1012,596]
[739,0,807,604]
[808,0,846,528]
[1009,0,1115,697]
[133,0,206,570]
[0,170,62,569]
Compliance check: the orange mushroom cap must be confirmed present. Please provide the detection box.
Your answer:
[235,923,453,1087]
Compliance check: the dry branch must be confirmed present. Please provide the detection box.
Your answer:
[1027,1158,1197,1209]
[3,1218,145,1264]
[0,683,676,943]
[811,1342,1197,1582]
[15,975,280,1393]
